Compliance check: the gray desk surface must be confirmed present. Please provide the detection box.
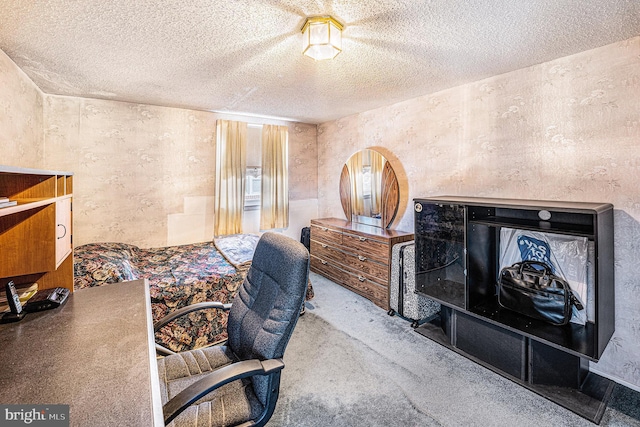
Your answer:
[0,280,163,426]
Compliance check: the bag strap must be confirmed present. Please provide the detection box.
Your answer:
[569,291,585,311]
[509,260,585,312]
[517,260,552,276]
[520,261,586,311]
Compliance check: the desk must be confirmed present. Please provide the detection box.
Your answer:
[0,280,163,426]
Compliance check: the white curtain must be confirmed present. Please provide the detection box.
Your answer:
[214,119,247,236]
[260,125,289,230]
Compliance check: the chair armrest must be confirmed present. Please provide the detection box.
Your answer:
[155,343,177,356]
[153,301,232,332]
[163,358,285,425]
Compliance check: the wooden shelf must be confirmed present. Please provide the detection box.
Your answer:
[0,198,59,217]
[0,166,74,293]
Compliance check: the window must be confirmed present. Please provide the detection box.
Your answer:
[245,124,262,211]
[245,167,261,209]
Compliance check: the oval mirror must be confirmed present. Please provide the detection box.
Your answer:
[339,149,400,229]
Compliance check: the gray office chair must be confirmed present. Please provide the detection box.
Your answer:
[154,232,310,427]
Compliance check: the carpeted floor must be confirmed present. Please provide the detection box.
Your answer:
[269,273,640,427]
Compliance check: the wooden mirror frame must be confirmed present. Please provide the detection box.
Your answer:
[339,149,400,229]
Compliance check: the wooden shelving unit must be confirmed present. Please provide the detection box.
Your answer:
[0,166,74,293]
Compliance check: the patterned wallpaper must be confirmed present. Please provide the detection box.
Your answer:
[0,50,43,167]
[1,48,317,248]
[317,36,640,390]
[44,97,219,247]
[41,96,318,247]
[288,122,318,201]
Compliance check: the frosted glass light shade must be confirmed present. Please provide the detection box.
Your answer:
[301,16,343,61]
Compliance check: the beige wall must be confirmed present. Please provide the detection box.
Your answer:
[0,50,44,167]
[1,48,318,248]
[318,36,640,390]
[41,96,318,247]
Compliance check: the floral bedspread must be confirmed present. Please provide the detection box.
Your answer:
[74,240,251,352]
[73,234,314,352]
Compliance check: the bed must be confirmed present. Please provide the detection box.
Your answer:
[73,234,313,352]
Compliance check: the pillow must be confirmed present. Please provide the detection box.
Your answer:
[73,243,141,290]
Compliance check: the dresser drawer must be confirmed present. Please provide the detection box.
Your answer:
[310,217,413,311]
[342,232,388,261]
[311,224,342,245]
[311,240,389,281]
[311,255,388,308]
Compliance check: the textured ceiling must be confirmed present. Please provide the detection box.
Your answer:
[0,0,639,124]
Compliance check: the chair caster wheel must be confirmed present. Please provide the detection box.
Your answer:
[411,320,419,328]
[387,309,395,316]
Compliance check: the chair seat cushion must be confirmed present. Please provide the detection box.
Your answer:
[158,346,264,427]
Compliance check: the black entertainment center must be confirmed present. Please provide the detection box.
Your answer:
[412,196,614,424]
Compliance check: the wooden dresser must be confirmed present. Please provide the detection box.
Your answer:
[310,217,413,309]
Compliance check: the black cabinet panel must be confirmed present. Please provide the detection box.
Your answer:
[456,312,527,380]
[414,202,466,308]
[413,196,615,424]
[529,340,587,388]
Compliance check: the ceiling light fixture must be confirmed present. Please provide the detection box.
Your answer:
[301,16,343,61]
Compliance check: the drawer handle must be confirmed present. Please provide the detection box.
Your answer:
[358,275,366,282]
[57,224,67,239]
[358,236,367,242]
[358,255,367,261]
[321,227,328,231]
[321,260,327,265]
[321,243,328,248]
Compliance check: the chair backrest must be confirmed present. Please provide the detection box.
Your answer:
[226,232,310,402]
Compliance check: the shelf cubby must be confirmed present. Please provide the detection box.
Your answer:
[1,166,74,293]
